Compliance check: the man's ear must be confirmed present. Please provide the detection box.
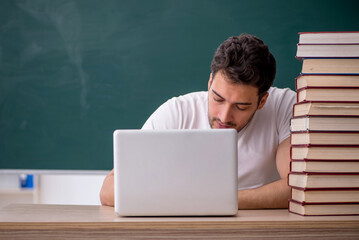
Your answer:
[208,73,213,91]
[257,92,269,110]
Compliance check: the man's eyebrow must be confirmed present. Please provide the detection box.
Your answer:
[212,89,225,100]
[212,89,252,105]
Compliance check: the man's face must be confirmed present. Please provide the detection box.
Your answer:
[207,71,268,132]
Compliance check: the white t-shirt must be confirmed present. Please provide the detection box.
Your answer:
[142,87,296,190]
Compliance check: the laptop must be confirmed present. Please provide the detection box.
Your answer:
[113,129,238,216]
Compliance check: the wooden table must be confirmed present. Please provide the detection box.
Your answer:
[0,204,358,239]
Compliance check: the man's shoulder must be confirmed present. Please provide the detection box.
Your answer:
[267,87,296,104]
[166,91,208,107]
[171,91,208,101]
[260,87,296,114]
[143,91,208,130]
[268,86,296,97]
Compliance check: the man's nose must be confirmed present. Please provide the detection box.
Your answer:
[219,104,233,123]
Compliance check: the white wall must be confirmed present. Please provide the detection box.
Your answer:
[38,174,106,205]
[0,174,107,207]
[0,174,20,189]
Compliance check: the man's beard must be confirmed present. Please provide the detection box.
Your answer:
[207,112,256,133]
[208,117,236,129]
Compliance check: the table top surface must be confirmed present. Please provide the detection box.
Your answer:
[1,204,358,240]
[1,204,359,224]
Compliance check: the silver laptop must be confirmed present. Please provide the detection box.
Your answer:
[113,129,238,216]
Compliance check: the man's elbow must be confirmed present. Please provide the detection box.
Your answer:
[99,171,114,207]
[99,187,113,206]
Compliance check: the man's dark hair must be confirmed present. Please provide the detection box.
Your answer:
[210,34,276,99]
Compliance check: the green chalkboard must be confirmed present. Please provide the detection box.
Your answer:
[1,0,359,170]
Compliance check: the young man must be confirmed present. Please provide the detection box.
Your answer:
[100,34,296,209]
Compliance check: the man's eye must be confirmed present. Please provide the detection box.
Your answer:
[214,98,223,102]
[236,106,246,111]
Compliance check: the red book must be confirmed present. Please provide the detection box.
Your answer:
[290,159,359,173]
[291,187,359,204]
[296,45,359,59]
[298,32,359,44]
[290,116,359,132]
[292,101,359,117]
[296,87,359,103]
[289,199,359,216]
[290,131,359,145]
[295,74,359,90]
[300,58,359,74]
[290,145,359,161]
[288,172,359,189]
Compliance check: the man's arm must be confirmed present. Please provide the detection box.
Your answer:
[100,169,114,206]
[237,137,291,209]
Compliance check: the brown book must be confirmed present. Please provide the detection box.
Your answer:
[291,131,359,145]
[296,74,359,90]
[291,160,359,173]
[288,172,359,189]
[296,45,359,58]
[293,101,359,117]
[289,199,359,216]
[291,187,359,203]
[301,58,359,74]
[290,116,359,132]
[297,87,359,103]
[291,145,359,160]
[298,32,359,44]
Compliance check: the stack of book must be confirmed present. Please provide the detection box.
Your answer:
[288,31,359,216]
